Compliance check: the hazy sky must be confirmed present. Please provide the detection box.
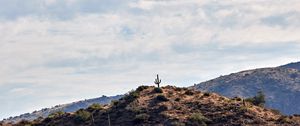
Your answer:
[1,0,300,119]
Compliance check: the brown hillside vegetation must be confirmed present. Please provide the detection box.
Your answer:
[2,86,300,126]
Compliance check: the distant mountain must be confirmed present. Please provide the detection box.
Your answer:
[193,62,300,115]
[5,86,300,126]
[1,95,123,124]
[280,61,300,70]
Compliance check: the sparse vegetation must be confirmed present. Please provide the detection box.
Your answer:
[203,92,210,97]
[239,106,248,112]
[88,103,103,111]
[136,85,149,92]
[277,116,293,124]
[184,90,194,95]
[170,121,185,126]
[175,97,181,102]
[156,94,169,102]
[111,100,119,106]
[153,87,163,93]
[48,111,65,119]
[134,113,150,123]
[120,90,140,104]
[245,91,266,107]
[74,109,91,122]
[188,113,211,126]
[270,109,281,115]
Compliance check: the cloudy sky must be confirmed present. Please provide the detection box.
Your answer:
[1,0,300,119]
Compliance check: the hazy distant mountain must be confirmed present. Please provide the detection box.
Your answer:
[193,62,300,115]
[280,62,300,70]
[7,86,300,126]
[2,95,123,124]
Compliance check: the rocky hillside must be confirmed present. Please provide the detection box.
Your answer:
[1,95,122,124]
[3,86,300,126]
[194,62,300,115]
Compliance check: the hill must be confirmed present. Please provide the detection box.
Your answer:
[1,95,122,124]
[280,61,300,70]
[193,62,300,115]
[4,86,300,126]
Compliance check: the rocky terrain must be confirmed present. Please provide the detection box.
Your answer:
[3,86,300,126]
[194,62,300,115]
[1,95,122,124]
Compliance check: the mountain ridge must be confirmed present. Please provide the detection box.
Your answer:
[194,61,300,115]
[1,95,123,124]
[3,86,300,126]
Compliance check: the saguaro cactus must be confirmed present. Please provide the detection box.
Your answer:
[154,74,161,88]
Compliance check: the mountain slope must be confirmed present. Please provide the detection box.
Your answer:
[5,86,300,126]
[280,61,300,70]
[194,62,300,115]
[2,95,122,124]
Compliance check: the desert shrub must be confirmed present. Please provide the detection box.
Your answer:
[153,87,163,93]
[175,87,183,91]
[130,106,144,113]
[136,85,149,92]
[175,97,181,102]
[48,111,65,119]
[170,121,185,126]
[74,109,91,122]
[245,91,265,107]
[277,116,293,124]
[156,105,169,112]
[111,100,119,106]
[239,106,248,112]
[181,87,188,91]
[120,90,140,103]
[156,95,169,102]
[188,113,211,126]
[234,97,242,101]
[134,113,150,123]
[88,103,103,111]
[18,120,32,126]
[270,109,281,115]
[184,90,194,95]
[203,92,210,97]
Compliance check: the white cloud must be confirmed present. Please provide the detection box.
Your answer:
[1,0,300,119]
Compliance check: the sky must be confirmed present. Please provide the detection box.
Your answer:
[1,0,300,119]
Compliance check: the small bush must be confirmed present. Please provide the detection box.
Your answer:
[245,91,265,107]
[157,105,169,112]
[156,95,169,102]
[234,97,242,101]
[175,87,183,91]
[74,109,91,122]
[136,85,149,92]
[134,113,150,123]
[111,100,119,106]
[153,87,163,93]
[175,97,181,102]
[203,92,210,97]
[18,120,32,126]
[48,111,65,119]
[170,121,185,126]
[270,109,281,115]
[88,103,103,111]
[188,113,211,126]
[277,116,293,124]
[239,106,248,112]
[130,107,143,113]
[122,90,139,101]
[184,90,194,95]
